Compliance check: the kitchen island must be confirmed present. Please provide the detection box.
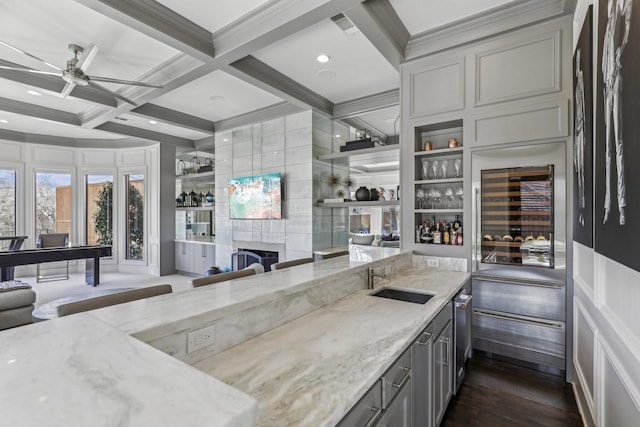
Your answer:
[0,247,469,426]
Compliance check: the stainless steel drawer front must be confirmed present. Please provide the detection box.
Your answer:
[472,308,566,369]
[473,277,565,321]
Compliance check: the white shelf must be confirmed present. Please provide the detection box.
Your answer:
[414,147,463,157]
[318,144,399,173]
[415,178,463,185]
[176,171,215,184]
[318,200,400,208]
[176,206,215,211]
[414,209,462,214]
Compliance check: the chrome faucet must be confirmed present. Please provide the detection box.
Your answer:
[367,267,387,289]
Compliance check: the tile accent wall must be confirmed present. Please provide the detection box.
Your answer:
[215,111,348,269]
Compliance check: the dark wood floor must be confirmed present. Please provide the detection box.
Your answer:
[442,356,583,427]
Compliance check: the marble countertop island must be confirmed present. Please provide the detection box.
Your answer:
[0,247,468,426]
[193,267,470,427]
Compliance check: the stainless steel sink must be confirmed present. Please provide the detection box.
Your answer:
[371,288,434,304]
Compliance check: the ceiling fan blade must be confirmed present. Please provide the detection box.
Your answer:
[87,75,163,88]
[0,65,60,76]
[76,43,99,72]
[87,80,138,106]
[60,82,76,98]
[0,40,63,71]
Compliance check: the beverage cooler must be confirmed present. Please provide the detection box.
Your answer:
[471,142,567,374]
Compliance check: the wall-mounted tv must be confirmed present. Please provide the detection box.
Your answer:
[228,172,282,219]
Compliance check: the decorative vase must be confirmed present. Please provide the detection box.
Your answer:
[355,186,370,201]
[369,188,379,201]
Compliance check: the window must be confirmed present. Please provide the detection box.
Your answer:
[0,169,16,250]
[35,172,72,241]
[125,174,144,260]
[86,175,113,246]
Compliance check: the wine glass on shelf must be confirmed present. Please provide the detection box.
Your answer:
[432,189,442,209]
[421,159,430,180]
[431,160,439,181]
[454,158,462,178]
[441,159,449,179]
[416,188,425,209]
[445,187,455,209]
[455,187,464,209]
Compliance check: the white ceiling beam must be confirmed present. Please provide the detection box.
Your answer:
[130,104,215,135]
[0,97,81,126]
[344,0,409,70]
[225,57,333,116]
[94,122,194,148]
[333,89,399,120]
[73,0,215,62]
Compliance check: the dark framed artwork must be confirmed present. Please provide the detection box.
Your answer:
[594,0,640,271]
[573,5,594,248]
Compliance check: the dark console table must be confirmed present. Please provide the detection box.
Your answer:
[0,236,28,281]
[0,245,112,286]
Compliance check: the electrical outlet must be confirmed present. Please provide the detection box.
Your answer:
[427,259,440,268]
[187,324,216,354]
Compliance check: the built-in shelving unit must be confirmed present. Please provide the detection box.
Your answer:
[318,144,400,173]
[317,200,400,208]
[413,120,465,248]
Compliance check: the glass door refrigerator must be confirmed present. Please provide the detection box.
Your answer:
[471,142,568,375]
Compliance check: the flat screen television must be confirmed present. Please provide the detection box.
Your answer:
[228,172,282,219]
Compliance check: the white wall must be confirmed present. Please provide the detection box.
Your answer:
[0,140,164,276]
[572,2,640,426]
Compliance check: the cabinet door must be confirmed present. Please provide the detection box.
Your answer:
[433,321,453,427]
[193,244,215,275]
[382,376,411,427]
[175,242,194,273]
[412,327,433,427]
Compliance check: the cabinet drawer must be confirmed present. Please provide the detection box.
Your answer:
[381,348,412,410]
[433,301,453,336]
[472,308,565,369]
[473,277,565,321]
[337,380,382,427]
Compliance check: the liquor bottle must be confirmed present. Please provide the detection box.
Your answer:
[433,221,442,244]
[443,224,450,245]
[453,215,461,230]
[456,228,463,245]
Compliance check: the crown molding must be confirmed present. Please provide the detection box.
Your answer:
[405,0,571,61]
[214,102,303,133]
[94,122,194,148]
[333,89,399,119]
[131,104,215,135]
[0,128,151,148]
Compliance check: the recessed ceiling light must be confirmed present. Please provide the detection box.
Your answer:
[27,90,42,96]
[316,54,330,63]
[223,138,228,142]
[148,120,158,125]
[0,119,8,124]
[209,95,225,102]
[334,134,341,138]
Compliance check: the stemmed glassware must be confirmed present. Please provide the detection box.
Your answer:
[421,159,430,180]
[445,187,455,208]
[416,188,425,209]
[431,189,442,209]
[454,158,462,178]
[455,187,464,209]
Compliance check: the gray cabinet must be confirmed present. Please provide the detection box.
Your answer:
[433,320,453,426]
[411,325,433,427]
[381,375,411,427]
[337,380,383,427]
[193,243,215,275]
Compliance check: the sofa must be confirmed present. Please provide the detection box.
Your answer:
[0,281,36,330]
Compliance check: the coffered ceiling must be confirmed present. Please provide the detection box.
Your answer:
[0,0,555,153]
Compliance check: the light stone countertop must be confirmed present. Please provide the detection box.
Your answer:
[193,267,471,427]
[0,246,407,427]
[0,312,258,427]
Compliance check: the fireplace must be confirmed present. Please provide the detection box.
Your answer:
[231,248,279,271]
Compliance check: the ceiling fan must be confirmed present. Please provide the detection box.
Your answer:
[0,40,163,106]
